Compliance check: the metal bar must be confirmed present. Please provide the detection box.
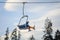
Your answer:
[22,2,25,16]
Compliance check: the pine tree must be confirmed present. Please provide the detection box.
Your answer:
[11,28,21,40]
[11,28,18,40]
[29,35,35,40]
[5,27,9,40]
[18,31,21,40]
[43,18,53,40]
[54,30,60,40]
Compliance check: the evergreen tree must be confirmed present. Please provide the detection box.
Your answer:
[43,18,53,40]
[11,28,18,40]
[5,27,9,40]
[54,30,60,40]
[18,31,21,40]
[11,28,21,40]
[30,35,35,40]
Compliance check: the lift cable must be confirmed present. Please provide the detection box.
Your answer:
[0,2,60,3]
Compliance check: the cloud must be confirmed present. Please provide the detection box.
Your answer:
[4,3,20,11]
[27,6,46,13]
[4,0,27,11]
[46,9,60,17]
[30,8,60,21]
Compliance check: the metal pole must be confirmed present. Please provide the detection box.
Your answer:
[22,2,24,16]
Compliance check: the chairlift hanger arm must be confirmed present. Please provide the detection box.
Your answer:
[23,3,24,16]
[18,15,28,25]
[18,2,29,25]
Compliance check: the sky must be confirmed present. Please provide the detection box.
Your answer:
[0,0,60,40]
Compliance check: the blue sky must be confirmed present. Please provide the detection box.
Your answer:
[0,0,60,40]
